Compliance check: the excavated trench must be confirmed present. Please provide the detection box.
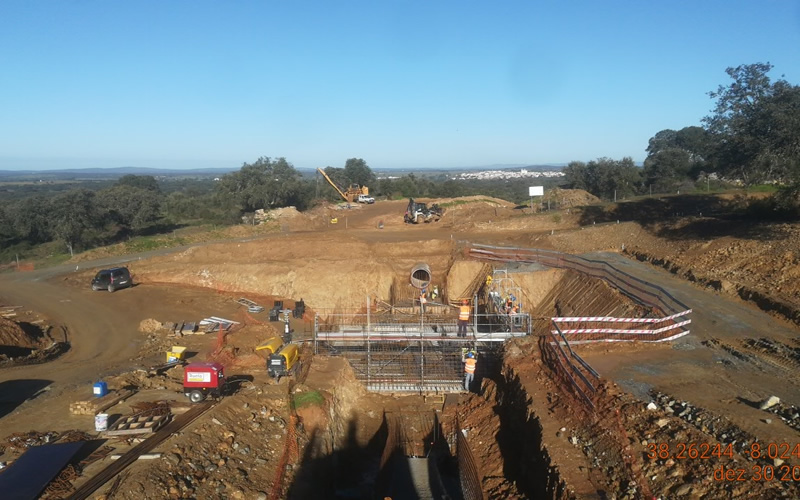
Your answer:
[290,263,652,499]
[493,365,572,499]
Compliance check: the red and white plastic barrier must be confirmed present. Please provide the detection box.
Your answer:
[552,309,692,324]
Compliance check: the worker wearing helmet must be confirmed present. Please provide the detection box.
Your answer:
[458,299,470,337]
[464,350,477,391]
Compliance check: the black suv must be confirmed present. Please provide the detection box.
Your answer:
[91,267,133,292]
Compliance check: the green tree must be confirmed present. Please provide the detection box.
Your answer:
[564,158,641,200]
[98,186,162,234]
[0,203,15,247]
[563,161,588,191]
[9,196,52,244]
[216,157,306,213]
[50,189,99,256]
[703,62,800,185]
[343,158,376,187]
[115,174,161,192]
[643,148,692,192]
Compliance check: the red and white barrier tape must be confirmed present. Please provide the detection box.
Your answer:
[551,319,691,336]
[552,309,692,323]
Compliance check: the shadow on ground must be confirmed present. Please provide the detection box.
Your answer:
[577,195,785,242]
[0,379,53,419]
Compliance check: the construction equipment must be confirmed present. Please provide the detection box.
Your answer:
[317,168,370,203]
[268,344,300,379]
[166,346,187,363]
[294,299,306,319]
[255,336,283,358]
[404,198,444,224]
[237,297,264,313]
[183,362,226,403]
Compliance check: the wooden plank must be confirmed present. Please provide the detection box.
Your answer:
[104,414,169,436]
[69,401,213,499]
[70,389,135,416]
[94,389,136,414]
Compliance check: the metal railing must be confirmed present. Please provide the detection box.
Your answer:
[468,243,690,316]
[455,418,484,500]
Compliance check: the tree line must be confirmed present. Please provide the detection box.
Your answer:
[564,62,800,211]
[6,61,795,259]
[1,157,548,259]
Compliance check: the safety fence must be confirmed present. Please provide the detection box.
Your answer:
[268,414,298,500]
[540,327,600,411]
[455,417,484,500]
[468,243,690,316]
[551,309,692,344]
[469,243,671,498]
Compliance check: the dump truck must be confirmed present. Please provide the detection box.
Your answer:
[404,198,444,223]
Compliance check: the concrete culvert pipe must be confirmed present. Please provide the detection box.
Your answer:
[410,262,432,289]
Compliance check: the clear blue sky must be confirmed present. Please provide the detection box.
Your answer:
[1,1,799,171]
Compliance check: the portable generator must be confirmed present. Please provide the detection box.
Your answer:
[268,343,299,379]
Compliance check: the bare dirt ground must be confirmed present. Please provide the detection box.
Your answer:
[2,192,800,499]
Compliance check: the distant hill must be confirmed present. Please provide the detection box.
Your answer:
[0,166,240,181]
[0,163,565,182]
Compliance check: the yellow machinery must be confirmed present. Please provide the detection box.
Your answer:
[166,346,187,362]
[255,336,282,358]
[268,343,300,378]
[317,168,368,203]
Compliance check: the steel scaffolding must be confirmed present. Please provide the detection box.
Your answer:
[314,308,531,393]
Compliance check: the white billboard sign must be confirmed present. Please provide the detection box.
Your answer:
[186,372,211,383]
[528,186,544,197]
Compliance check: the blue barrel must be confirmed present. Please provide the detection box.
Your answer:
[93,381,108,398]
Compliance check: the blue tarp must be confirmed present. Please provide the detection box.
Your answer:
[0,441,85,500]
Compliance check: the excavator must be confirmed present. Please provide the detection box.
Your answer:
[317,168,371,203]
[404,198,444,223]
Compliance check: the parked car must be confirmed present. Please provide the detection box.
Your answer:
[91,267,133,292]
[357,194,375,204]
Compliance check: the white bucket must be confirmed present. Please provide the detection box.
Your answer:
[95,413,109,432]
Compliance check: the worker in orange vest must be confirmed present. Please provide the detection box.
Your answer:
[458,299,470,337]
[464,351,477,391]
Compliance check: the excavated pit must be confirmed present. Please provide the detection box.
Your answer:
[436,266,659,498]
[289,260,671,498]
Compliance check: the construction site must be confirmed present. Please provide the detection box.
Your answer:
[1,192,800,499]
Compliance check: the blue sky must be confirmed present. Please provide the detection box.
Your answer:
[1,1,798,171]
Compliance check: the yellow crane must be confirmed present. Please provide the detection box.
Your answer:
[317,168,369,203]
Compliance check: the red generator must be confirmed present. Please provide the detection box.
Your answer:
[183,362,226,403]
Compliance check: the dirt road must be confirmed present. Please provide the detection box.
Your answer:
[0,266,243,435]
[579,251,800,445]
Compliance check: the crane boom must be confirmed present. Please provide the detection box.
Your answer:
[317,168,351,202]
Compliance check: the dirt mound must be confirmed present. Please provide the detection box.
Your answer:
[544,188,601,208]
[0,318,38,349]
[253,206,303,223]
[433,195,515,207]
[138,318,163,334]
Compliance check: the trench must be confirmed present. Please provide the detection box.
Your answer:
[286,356,573,500]
[289,256,657,498]
[288,408,461,499]
[492,365,570,499]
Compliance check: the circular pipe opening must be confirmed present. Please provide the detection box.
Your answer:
[410,263,432,289]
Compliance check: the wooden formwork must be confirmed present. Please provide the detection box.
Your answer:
[104,414,170,436]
